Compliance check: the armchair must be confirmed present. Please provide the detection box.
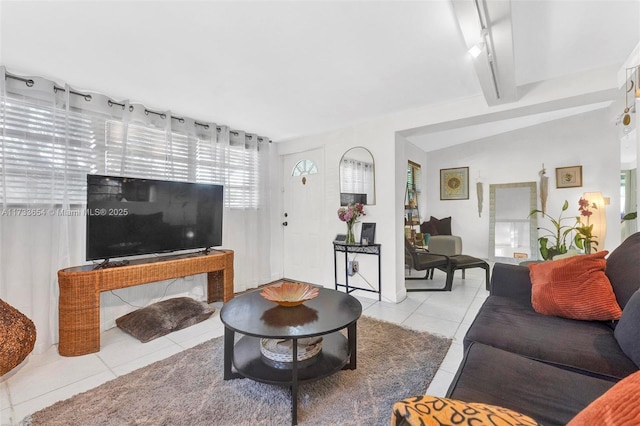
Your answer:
[419,216,462,256]
[404,238,454,291]
[428,235,462,256]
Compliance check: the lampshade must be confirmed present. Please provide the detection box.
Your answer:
[581,192,606,251]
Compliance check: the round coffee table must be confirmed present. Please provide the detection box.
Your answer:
[220,286,362,425]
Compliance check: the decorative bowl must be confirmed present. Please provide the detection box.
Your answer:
[260,282,320,307]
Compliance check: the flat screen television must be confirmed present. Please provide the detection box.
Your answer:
[86,175,223,261]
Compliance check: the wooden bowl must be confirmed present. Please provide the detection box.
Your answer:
[260,282,320,307]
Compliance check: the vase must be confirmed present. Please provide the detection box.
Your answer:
[584,241,592,254]
[346,222,356,245]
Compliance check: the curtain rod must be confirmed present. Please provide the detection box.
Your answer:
[5,72,272,143]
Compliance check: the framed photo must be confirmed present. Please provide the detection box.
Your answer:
[360,222,376,245]
[440,167,469,200]
[556,166,582,188]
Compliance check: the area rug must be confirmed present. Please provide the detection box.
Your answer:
[24,316,451,426]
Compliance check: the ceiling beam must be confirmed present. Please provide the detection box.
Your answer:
[453,0,517,106]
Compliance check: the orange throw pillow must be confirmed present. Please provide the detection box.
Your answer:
[568,370,640,425]
[529,251,622,321]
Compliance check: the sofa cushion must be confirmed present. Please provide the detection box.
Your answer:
[419,220,439,236]
[567,370,640,425]
[391,395,541,426]
[116,297,215,343]
[447,342,616,426]
[529,251,622,321]
[465,296,636,380]
[614,289,640,368]
[429,216,452,235]
[605,232,640,309]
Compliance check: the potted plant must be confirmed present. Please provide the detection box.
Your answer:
[529,200,580,260]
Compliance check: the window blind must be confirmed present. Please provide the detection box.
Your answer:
[0,97,95,204]
[1,95,264,209]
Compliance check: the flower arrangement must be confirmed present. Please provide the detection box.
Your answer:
[575,197,598,254]
[337,203,365,244]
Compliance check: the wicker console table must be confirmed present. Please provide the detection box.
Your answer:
[57,249,234,356]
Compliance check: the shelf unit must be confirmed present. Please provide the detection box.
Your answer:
[404,182,421,245]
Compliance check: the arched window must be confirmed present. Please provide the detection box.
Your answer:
[292,159,318,176]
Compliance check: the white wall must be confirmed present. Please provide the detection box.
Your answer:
[276,67,627,303]
[425,107,622,259]
[276,125,402,303]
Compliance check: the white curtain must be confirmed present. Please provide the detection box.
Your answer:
[0,67,272,351]
[217,128,272,292]
[340,157,374,204]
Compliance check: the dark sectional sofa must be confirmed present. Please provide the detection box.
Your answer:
[446,232,640,426]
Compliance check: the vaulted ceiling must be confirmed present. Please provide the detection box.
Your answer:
[1,1,639,149]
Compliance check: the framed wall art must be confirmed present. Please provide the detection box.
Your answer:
[440,167,469,200]
[360,222,376,245]
[556,166,582,188]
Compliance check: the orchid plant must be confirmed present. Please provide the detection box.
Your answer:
[574,197,598,253]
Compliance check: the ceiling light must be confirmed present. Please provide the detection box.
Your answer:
[468,42,485,58]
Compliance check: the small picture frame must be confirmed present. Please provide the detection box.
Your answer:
[440,167,469,200]
[556,166,582,188]
[360,222,376,245]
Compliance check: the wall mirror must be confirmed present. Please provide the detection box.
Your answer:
[339,146,376,205]
[489,182,538,263]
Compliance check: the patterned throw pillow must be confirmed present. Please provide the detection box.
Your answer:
[529,251,622,321]
[391,395,541,426]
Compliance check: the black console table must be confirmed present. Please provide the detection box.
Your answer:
[333,242,381,301]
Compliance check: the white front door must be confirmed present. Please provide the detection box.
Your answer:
[282,148,324,284]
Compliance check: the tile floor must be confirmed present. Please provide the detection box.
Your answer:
[1,266,489,425]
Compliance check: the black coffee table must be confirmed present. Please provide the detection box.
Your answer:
[220,286,362,425]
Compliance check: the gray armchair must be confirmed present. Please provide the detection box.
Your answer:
[419,216,463,256]
[428,235,462,256]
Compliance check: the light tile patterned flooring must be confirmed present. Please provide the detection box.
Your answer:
[1,266,490,425]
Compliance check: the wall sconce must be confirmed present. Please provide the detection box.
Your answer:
[581,192,607,251]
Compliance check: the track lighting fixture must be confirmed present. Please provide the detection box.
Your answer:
[468,41,485,58]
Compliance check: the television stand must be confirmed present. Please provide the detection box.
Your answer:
[94,259,130,269]
[57,249,234,356]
